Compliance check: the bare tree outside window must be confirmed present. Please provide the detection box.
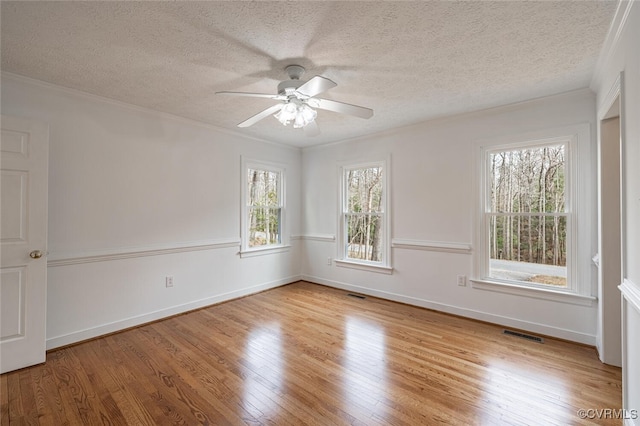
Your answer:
[487,144,568,287]
[247,168,281,247]
[344,166,383,262]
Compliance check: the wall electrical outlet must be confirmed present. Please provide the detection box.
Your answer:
[327,257,332,265]
[457,275,467,287]
[166,276,174,288]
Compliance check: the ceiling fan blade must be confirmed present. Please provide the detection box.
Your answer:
[237,104,284,128]
[303,120,320,137]
[217,91,286,101]
[314,98,373,119]
[295,76,337,98]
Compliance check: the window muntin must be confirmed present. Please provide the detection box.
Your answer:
[484,142,571,289]
[342,164,386,264]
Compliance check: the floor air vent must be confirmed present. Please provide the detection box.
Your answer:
[347,293,366,299]
[503,329,544,343]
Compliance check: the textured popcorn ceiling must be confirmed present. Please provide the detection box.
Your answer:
[0,1,617,147]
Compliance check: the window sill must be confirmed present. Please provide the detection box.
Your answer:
[335,259,393,275]
[239,245,291,258]
[470,278,596,306]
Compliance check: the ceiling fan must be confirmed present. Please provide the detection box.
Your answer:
[216,65,373,137]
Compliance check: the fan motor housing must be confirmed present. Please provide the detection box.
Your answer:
[277,79,303,96]
[278,64,306,96]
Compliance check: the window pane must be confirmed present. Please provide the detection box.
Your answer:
[489,214,567,287]
[346,213,382,262]
[346,167,383,213]
[489,145,565,214]
[248,207,281,247]
[247,169,280,207]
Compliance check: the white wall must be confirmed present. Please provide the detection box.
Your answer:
[592,1,640,423]
[1,74,303,349]
[301,89,599,344]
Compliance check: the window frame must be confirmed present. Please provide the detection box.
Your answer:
[473,125,595,305]
[336,158,392,274]
[240,157,289,257]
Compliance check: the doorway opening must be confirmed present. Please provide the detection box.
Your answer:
[597,87,623,366]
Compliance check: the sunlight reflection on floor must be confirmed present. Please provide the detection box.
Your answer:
[242,324,283,418]
[343,316,388,422]
[479,358,570,425]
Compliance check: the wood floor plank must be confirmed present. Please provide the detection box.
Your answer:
[47,347,114,424]
[0,371,9,425]
[139,322,257,425]
[1,281,623,425]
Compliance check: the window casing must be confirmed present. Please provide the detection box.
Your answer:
[241,159,287,256]
[476,135,581,295]
[337,160,391,273]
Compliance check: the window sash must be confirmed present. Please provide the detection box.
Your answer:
[344,212,383,263]
[247,168,281,207]
[485,212,569,288]
[248,206,281,248]
[343,166,384,213]
[485,143,568,214]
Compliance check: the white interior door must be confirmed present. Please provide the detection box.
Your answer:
[1,115,49,374]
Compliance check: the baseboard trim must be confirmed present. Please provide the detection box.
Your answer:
[301,274,595,345]
[46,275,301,350]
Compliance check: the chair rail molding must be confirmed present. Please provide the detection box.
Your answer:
[391,238,472,254]
[48,238,241,267]
[295,234,336,242]
[620,279,640,313]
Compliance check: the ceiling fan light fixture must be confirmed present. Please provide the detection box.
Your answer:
[294,104,317,128]
[274,102,297,126]
[274,101,317,128]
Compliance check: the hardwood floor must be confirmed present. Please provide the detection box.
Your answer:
[1,281,622,425]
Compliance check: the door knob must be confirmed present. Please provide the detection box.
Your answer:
[29,250,43,259]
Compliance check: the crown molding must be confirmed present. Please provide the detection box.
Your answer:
[590,0,635,91]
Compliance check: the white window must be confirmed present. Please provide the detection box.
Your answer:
[337,160,392,273]
[241,159,287,257]
[475,130,591,301]
[486,142,571,285]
